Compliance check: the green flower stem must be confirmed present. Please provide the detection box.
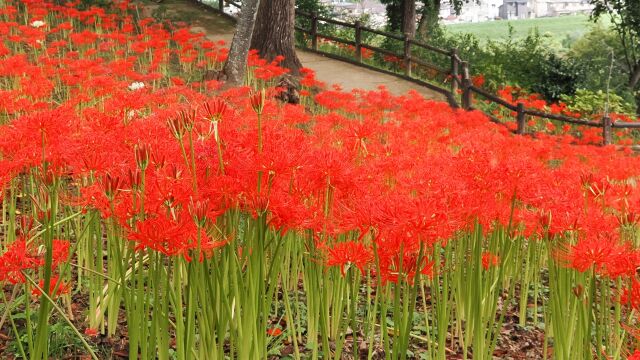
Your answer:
[33,180,58,360]
[1,289,27,360]
[23,272,99,360]
[214,121,225,175]
[187,131,198,193]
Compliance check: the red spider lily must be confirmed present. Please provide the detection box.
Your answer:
[557,232,638,277]
[300,67,325,89]
[5,2,640,356]
[180,109,197,132]
[102,172,123,201]
[472,74,485,87]
[16,215,36,237]
[202,98,228,122]
[84,328,99,337]
[51,239,70,268]
[250,89,266,115]
[189,198,212,228]
[377,250,435,285]
[619,323,640,360]
[168,115,187,140]
[266,327,282,337]
[128,214,194,257]
[196,229,229,261]
[325,241,372,276]
[128,169,142,190]
[374,234,434,284]
[482,252,500,270]
[249,51,289,80]
[135,142,151,171]
[31,276,70,298]
[0,240,42,284]
[620,278,640,311]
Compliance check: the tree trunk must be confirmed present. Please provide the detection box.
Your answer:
[381,0,403,32]
[627,62,640,116]
[402,0,416,38]
[635,86,640,117]
[417,0,441,40]
[630,63,640,88]
[251,0,302,75]
[223,0,261,86]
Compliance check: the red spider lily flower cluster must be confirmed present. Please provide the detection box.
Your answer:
[317,37,374,60]
[31,276,71,298]
[493,85,639,145]
[1,0,640,277]
[84,328,99,337]
[4,1,640,354]
[482,252,500,270]
[266,327,283,337]
[325,241,372,276]
[0,241,43,284]
[0,239,69,286]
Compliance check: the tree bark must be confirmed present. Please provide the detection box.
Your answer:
[630,63,640,88]
[631,63,640,116]
[381,0,403,32]
[223,0,261,86]
[417,0,441,40]
[251,0,302,75]
[402,0,416,38]
[634,84,640,116]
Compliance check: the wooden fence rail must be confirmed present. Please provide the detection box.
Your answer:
[203,0,637,147]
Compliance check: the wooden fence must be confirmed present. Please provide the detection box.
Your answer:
[202,0,639,146]
[293,10,460,107]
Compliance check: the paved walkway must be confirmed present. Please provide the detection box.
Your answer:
[138,0,444,99]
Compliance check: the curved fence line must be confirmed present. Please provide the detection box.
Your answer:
[198,0,635,146]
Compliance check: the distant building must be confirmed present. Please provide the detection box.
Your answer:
[499,0,532,20]
[498,0,593,19]
[317,0,595,26]
[318,0,386,26]
[545,0,593,16]
[530,0,550,17]
[439,0,503,23]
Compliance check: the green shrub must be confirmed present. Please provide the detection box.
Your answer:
[530,53,585,101]
[568,25,636,107]
[559,89,634,116]
[428,27,586,100]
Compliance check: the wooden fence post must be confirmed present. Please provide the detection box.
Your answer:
[516,103,526,135]
[602,115,612,145]
[403,33,412,77]
[311,12,318,50]
[450,48,459,95]
[461,62,472,110]
[354,21,362,63]
[218,0,224,13]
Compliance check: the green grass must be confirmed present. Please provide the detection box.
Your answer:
[445,15,611,44]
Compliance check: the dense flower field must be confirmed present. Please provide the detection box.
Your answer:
[3,0,640,359]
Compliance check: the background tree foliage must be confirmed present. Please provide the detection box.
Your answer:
[590,0,640,113]
[426,28,585,101]
[568,25,634,106]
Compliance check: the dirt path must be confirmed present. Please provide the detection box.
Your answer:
[138,0,444,99]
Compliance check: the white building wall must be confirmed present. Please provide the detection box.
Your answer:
[442,0,503,23]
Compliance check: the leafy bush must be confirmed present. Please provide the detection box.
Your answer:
[295,0,332,44]
[408,27,584,101]
[559,89,635,116]
[568,25,636,106]
[530,52,585,101]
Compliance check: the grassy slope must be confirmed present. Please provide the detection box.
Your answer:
[445,15,610,43]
